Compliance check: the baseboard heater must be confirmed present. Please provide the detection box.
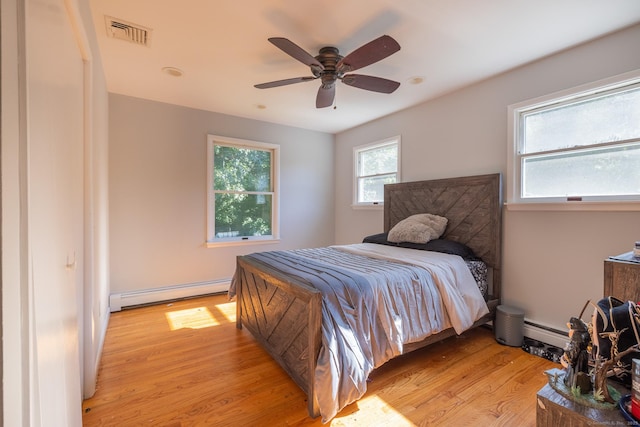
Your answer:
[523,319,569,349]
[109,279,230,312]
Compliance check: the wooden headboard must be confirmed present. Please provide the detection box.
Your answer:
[384,173,503,297]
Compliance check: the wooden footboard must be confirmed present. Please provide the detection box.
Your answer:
[235,256,322,418]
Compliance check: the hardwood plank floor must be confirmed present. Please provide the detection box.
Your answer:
[82,294,558,426]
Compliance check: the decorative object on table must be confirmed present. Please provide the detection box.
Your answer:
[545,368,622,410]
[592,297,640,392]
[618,359,640,424]
[552,297,640,407]
[619,394,640,425]
[561,313,592,393]
[634,241,640,258]
[633,359,640,420]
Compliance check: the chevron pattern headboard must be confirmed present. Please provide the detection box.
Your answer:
[384,173,503,296]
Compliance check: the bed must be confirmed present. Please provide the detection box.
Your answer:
[231,173,502,422]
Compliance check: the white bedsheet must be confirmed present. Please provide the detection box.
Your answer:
[335,243,489,334]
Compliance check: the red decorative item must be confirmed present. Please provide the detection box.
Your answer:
[632,359,640,419]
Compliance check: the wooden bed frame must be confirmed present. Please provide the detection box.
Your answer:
[234,173,503,418]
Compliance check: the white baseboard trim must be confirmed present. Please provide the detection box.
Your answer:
[523,320,569,349]
[109,279,230,312]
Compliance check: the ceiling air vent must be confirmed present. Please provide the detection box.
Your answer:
[105,16,151,46]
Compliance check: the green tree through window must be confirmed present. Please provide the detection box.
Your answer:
[207,135,279,244]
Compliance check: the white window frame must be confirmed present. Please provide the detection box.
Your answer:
[507,69,640,212]
[352,136,401,209]
[206,134,280,247]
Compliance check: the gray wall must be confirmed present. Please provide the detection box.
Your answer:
[109,95,335,294]
[334,24,640,337]
[109,23,640,341]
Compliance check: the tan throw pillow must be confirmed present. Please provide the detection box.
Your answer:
[387,213,448,244]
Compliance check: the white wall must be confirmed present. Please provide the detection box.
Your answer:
[335,24,640,340]
[108,95,335,297]
[28,1,85,416]
[2,0,110,425]
[1,0,28,422]
[76,0,111,400]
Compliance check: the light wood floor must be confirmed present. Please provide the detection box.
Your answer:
[82,294,557,426]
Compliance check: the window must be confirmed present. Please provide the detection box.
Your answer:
[207,135,279,246]
[508,71,640,208]
[353,136,401,207]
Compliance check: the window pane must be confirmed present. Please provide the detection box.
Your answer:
[359,144,397,176]
[213,145,271,191]
[358,174,396,203]
[522,142,640,198]
[523,87,640,154]
[214,193,272,237]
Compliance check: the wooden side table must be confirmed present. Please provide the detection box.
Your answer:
[604,251,640,302]
[536,383,628,426]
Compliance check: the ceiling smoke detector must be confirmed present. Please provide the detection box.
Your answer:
[105,16,151,47]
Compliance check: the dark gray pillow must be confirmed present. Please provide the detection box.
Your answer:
[362,232,479,261]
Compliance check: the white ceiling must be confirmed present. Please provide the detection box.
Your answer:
[89,0,640,134]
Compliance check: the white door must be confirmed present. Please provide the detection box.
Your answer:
[26,0,85,424]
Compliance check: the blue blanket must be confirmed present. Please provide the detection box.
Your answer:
[247,247,448,422]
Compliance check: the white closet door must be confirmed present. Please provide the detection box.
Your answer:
[27,0,85,425]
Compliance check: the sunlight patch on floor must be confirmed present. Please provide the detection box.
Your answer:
[214,300,236,323]
[330,395,416,426]
[165,307,218,330]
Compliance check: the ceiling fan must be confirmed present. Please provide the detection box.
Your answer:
[254,35,401,108]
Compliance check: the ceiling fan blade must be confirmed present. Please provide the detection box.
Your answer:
[316,85,335,108]
[254,76,316,89]
[337,35,400,73]
[341,74,400,94]
[268,37,324,69]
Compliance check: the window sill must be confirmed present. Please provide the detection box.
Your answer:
[352,204,384,210]
[206,238,281,248]
[505,201,640,212]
